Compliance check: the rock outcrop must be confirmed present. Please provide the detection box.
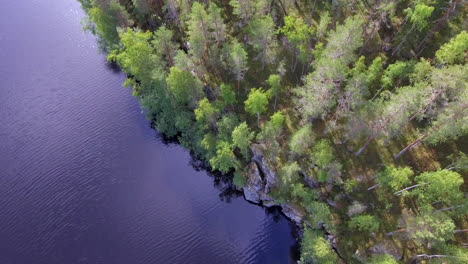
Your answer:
[242,144,305,225]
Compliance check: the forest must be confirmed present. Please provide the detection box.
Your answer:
[77,0,467,263]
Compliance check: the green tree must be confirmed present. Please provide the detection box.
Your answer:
[107,29,158,95]
[86,0,130,50]
[166,66,203,106]
[436,31,468,65]
[348,214,380,233]
[152,25,176,68]
[247,15,277,69]
[299,228,338,264]
[209,141,238,173]
[279,14,314,67]
[405,211,455,245]
[232,122,255,159]
[194,98,217,128]
[220,83,237,107]
[266,74,281,110]
[225,40,248,94]
[377,166,414,192]
[244,88,270,125]
[296,16,363,120]
[289,124,314,156]
[367,254,399,264]
[412,170,464,205]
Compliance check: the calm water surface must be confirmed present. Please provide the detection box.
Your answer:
[0,0,297,263]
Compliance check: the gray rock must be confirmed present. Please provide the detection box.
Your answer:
[251,144,277,193]
[281,203,304,225]
[243,162,264,204]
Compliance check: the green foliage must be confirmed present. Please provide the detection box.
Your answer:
[220,83,237,107]
[232,122,255,159]
[296,16,364,120]
[247,15,277,68]
[279,162,301,184]
[244,88,270,122]
[348,214,380,233]
[406,4,435,31]
[166,66,203,105]
[257,111,285,144]
[413,170,464,205]
[381,61,414,89]
[152,25,176,68]
[377,166,414,192]
[279,14,314,63]
[209,141,238,173]
[299,228,338,264]
[306,201,333,231]
[225,39,248,84]
[217,113,240,142]
[194,98,217,127]
[436,31,468,65]
[289,124,314,155]
[367,254,399,264]
[406,211,455,245]
[311,139,334,168]
[87,0,129,50]
[233,170,246,187]
[108,29,157,95]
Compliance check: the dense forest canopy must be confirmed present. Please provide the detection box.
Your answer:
[78,0,467,263]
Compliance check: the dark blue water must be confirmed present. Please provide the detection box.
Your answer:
[0,0,297,263]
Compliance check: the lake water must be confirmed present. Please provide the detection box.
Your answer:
[0,0,297,263]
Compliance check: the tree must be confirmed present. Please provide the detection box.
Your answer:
[166,66,203,106]
[225,40,248,94]
[412,170,464,206]
[244,88,270,125]
[209,141,238,173]
[279,14,314,69]
[392,4,435,55]
[296,16,364,121]
[107,29,158,95]
[220,83,237,107]
[306,201,334,231]
[86,0,130,50]
[266,74,281,110]
[232,122,255,159]
[436,31,468,65]
[152,25,176,68]
[194,98,217,128]
[377,166,414,192]
[367,254,399,264]
[405,211,455,245]
[348,214,380,233]
[299,228,338,264]
[229,0,268,26]
[279,162,301,185]
[289,124,314,156]
[247,15,277,69]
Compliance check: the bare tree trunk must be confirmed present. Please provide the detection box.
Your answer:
[435,205,464,212]
[367,183,380,191]
[394,183,429,195]
[386,229,406,236]
[355,136,375,156]
[394,135,424,159]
